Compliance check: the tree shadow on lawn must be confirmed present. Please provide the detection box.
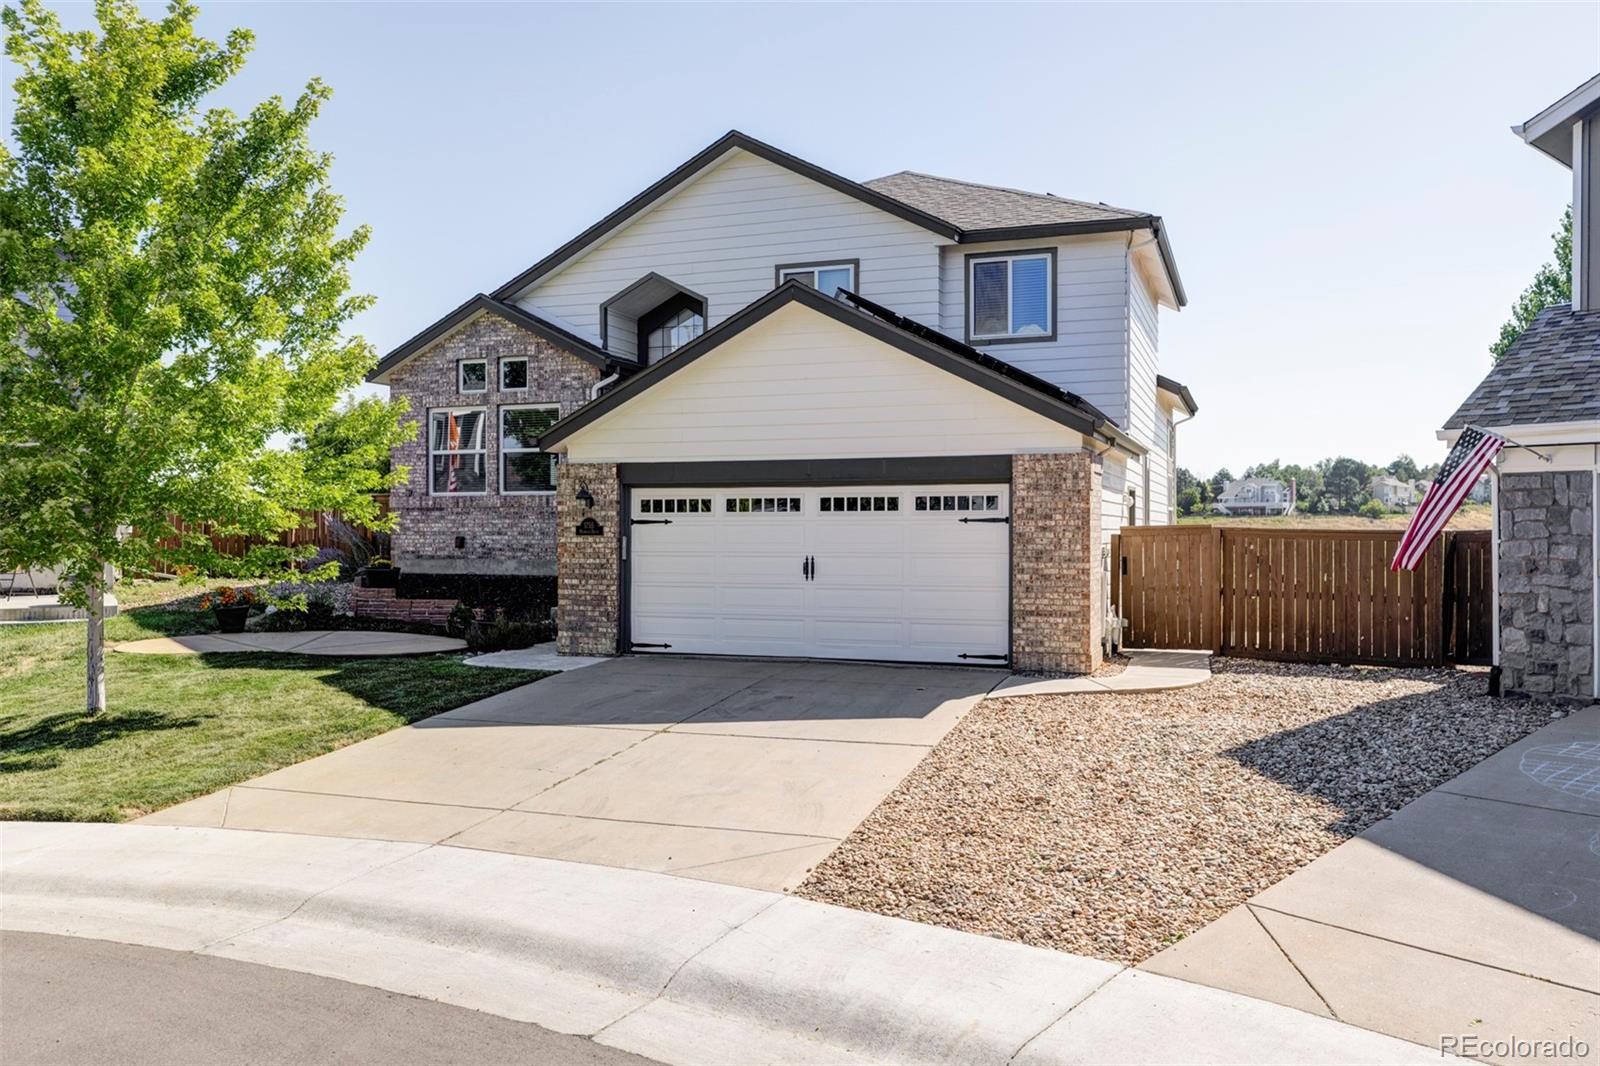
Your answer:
[188,650,549,725]
[0,709,209,773]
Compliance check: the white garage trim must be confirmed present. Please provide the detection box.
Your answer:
[625,483,1011,664]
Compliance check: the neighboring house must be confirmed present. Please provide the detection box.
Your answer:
[1466,473,1492,503]
[1369,474,1417,510]
[369,131,1196,672]
[1441,74,1600,701]
[1212,477,1293,516]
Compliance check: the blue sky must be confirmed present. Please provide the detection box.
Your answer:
[17,2,1598,475]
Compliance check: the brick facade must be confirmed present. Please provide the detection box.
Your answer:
[1498,471,1595,700]
[386,314,604,576]
[350,587,461,626]
[555,462,621,656]
[1011,451,1103,674]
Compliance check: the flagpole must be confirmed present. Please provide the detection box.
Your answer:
[1466,425,1555,463]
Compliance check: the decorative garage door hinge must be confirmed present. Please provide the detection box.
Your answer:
[958,516,1010,524]
[631,518,673,526]
[958,653,1008,661]
[630,642,672,649]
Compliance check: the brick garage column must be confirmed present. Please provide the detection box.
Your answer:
[1011,451,1103,674]
[556,462,621,656]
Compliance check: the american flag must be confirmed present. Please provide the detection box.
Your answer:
[1391,425,1505,571]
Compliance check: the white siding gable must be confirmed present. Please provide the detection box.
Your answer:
[515,150,944,349]
[557,302,1087,464]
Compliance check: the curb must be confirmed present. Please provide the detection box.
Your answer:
[1,823,1449,1065]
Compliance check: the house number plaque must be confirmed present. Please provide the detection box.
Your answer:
[575,517,604,537]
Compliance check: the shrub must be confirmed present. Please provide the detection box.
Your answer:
[1358,499,1389,519]
[466,607,555,652]
[444,601,477,639]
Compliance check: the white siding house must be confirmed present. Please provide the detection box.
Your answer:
[371,131,1197,671]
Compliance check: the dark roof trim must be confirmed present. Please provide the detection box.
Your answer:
[1155,373,1198,415]
[490,131,961,301]
[954,216,1187,308]
[538,281,1145,456]
[367,294,622,383]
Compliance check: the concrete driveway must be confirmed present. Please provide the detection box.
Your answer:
[141,657,1000,891]
[1143,703,1600,1062]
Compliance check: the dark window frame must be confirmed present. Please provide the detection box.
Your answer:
[963,247,1057,346]
[772,258,861,296]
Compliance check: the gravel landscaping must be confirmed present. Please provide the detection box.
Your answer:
[797,659,1552,965]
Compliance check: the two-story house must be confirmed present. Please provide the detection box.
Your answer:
[1368,474,1417,510]
[1443,76,1599,701]
[369,132,1195,672]
[1212,477,1293,516]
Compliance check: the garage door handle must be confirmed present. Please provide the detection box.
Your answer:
[810,555,817,581]
[802,556,811,580]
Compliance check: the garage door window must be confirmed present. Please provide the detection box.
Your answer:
[819,495,899,512]
[725,496,802,513]
[640,497,713,514]
[915,493,1001,512]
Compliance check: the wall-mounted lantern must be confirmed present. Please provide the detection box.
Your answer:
[575,485,595,510]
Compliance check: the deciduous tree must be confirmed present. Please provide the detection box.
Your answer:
[0,0,403,713]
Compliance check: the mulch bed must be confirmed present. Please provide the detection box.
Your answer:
[796,659,1552,964]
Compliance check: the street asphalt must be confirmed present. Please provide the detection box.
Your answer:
[0,931,658,1066]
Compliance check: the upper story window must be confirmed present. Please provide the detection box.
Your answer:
[967,250,1054,343]
[776,261,857,298]
[429,408,487,495]
[458,359,488,393]
[501,357,528,391]
[644,303,704,364]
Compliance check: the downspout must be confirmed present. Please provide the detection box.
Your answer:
[590,369,621,400]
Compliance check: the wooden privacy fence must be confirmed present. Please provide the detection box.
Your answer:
[1111,526,1492,667]
[149,493,391,572]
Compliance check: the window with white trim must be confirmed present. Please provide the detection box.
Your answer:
[429,408,487,495]
[458,359,488,393]
[778,263,856,298]
[968,252,1052,341]
[500,405,559,494]
[500,357,528,391]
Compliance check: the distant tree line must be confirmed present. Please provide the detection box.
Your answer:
[1174,454,1450,518]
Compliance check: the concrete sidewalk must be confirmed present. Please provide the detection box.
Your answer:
[1144,703,1600,1064]
[2,823,1450,1066]
[987,647,1212,698]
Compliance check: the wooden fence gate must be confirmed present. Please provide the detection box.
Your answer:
[1110,526,1492,667]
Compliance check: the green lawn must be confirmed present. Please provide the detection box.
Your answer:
[0,582,548,822]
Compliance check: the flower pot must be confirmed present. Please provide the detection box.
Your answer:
[360,566,400,589]
[213,605,251,633]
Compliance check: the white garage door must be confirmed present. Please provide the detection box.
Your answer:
[628,484,1009,664]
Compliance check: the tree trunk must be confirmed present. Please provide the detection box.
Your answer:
[85,573,107,716]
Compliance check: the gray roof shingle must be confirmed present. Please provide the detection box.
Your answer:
[1443,304,1600,429]
[862,171,1150,230]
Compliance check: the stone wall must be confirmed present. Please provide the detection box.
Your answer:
[1011,451,1103,674]
[555,462,621,657]
[386,314,603,575]
[1498,471,1595,700]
